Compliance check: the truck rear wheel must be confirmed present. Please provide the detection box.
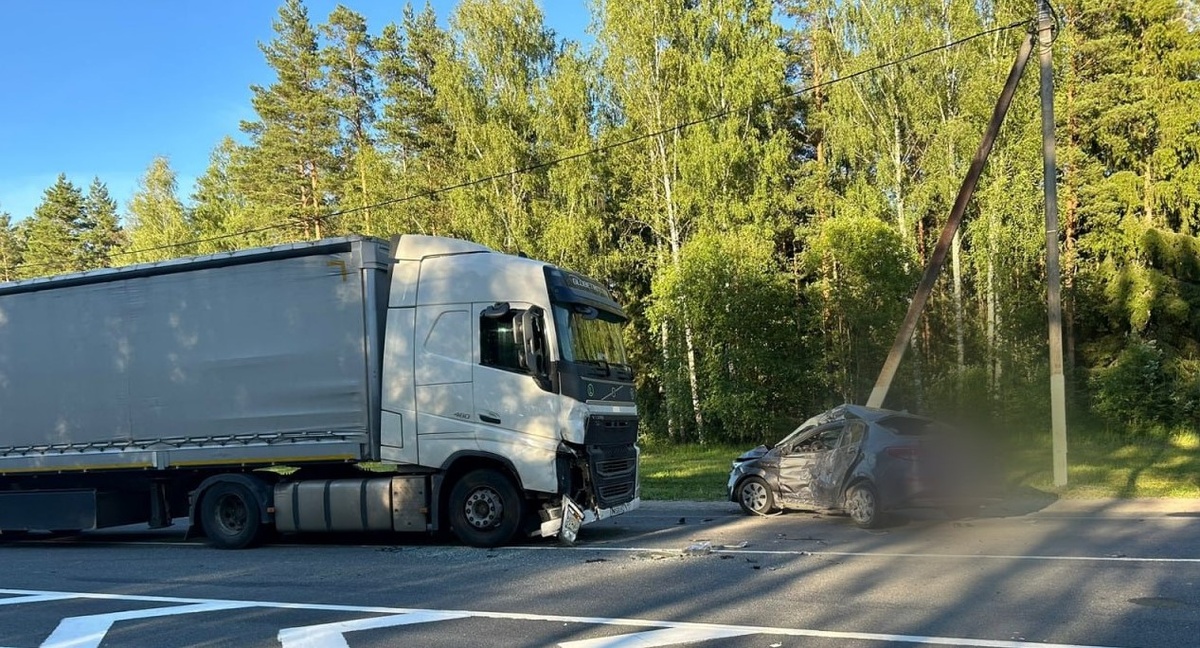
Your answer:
[201,482,265,549]
[448,469,523,548]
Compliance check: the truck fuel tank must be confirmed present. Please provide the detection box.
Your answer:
[273,476,428,534]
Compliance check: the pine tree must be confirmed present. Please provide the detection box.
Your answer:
[82,177,124,268]
[126,157,196,263]
[19,174,87,278]
[321,4,381,234]
[376,3,454,235]
[377,4,449,161]
[239,0,340,239]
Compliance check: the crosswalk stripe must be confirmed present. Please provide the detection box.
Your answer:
[0,588,1126,648]
[39,601,255,648]
[277,611,472,648]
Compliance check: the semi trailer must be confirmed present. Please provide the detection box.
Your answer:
[0,235,639,548]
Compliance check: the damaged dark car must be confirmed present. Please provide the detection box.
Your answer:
[728,405,997,528]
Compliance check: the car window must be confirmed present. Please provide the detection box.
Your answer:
[793,426,842,452]
[840,421,866,446]
[774,426,808,450]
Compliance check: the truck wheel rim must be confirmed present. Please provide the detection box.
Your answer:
[216,494,248,534]
[464,487,503,529]
[741,482,768,511]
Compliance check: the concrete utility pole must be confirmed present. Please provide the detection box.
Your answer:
[1038,0,1069,487]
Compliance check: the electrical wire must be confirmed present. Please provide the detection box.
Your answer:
[8,17,1031,276]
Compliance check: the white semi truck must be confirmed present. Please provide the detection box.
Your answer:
[0,235,639,548]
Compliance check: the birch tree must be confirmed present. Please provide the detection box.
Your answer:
[125,157,195,263]
[597,0,793,441]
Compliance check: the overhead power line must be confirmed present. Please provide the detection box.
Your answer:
[12,17,1031,274]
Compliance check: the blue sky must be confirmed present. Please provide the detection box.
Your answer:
[0,1,589,222]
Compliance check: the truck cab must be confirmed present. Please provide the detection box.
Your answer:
[378,235,640,546]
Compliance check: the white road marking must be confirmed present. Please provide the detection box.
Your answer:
[38,601,255,648]
[0,588,1124,648]
[502,545,1200,564]
[278,611,471,648]
[558,626,758,647]
[0,594,78,606]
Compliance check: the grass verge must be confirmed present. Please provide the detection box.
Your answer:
[639,442,744,501]
[1009,428,1200,498]
[639,428,1200,501]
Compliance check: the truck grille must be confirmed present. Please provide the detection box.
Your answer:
[598,482,635,501]
[596,457,636,478]
[584,416,639,508]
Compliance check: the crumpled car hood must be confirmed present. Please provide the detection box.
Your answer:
[735,445,770,463]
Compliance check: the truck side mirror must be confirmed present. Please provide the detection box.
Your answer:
[517,307,549,385]
[520,309,549,374]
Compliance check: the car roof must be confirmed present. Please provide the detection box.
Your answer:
[795,404,915,434]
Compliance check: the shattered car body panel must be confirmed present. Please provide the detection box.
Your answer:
[728,405,996,527]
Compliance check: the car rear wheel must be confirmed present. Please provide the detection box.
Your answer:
[737,476,775,516]
[845,482,883,529]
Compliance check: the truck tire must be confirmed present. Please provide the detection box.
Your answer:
[200,482,265,549]
[448,469,524,548]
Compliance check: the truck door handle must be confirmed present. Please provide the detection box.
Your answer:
[480,414,502,425]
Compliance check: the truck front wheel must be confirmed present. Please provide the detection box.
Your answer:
[201,482,265,549]
[448,469,524,548]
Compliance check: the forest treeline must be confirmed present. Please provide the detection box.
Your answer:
[2,0,1199,444]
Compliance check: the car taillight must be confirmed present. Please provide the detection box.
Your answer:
[885,445,920,461]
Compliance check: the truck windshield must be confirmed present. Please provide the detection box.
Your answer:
[553,304,629,366]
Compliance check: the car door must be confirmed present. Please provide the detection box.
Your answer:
[776,424,844,507]
[812,420,867,506]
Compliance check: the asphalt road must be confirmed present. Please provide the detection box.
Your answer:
[2,498,1199,648]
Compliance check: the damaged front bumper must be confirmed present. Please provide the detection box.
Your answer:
[537,495,641,545]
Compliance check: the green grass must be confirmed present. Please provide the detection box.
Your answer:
[1009,428,1200,498]
[639,442,745,501]
[638,428,1200,501]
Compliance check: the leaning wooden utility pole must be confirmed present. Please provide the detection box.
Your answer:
[1038,0,1069,486]
[866,31,1035,409]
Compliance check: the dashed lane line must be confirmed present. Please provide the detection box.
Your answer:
[0,588,1123,648]
[557,626,758,647]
